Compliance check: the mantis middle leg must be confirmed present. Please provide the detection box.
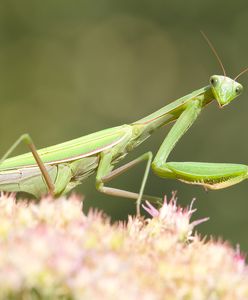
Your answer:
[96,151,161,216]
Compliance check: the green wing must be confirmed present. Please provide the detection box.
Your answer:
[0,125,132,170]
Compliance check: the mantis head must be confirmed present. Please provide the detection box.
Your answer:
[210,75,243,107]
[201,31,247,107]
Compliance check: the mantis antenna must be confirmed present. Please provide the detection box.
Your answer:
[200,30,226,76]
[201,31,248,81]
[234,67,248,80]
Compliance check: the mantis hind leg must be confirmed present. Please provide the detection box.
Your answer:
[0,134,55,196]
[96,151,161,216]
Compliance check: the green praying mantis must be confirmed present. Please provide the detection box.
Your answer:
[0,33,248,215]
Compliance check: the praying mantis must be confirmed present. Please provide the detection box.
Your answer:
[0,33,247,215]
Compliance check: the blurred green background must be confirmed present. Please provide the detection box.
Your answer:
[1,0,248,252]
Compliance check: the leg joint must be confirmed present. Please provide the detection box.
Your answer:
[95,179,103,192]
[21,133,31,144]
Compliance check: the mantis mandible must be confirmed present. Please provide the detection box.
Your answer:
[0,33,247,215]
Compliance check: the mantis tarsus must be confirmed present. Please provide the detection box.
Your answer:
[0,34,247,215]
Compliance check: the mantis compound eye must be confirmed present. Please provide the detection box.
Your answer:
[235,85,243,95]
[210,76,218,87]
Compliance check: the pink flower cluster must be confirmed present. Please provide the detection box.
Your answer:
[0,193,247,299]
